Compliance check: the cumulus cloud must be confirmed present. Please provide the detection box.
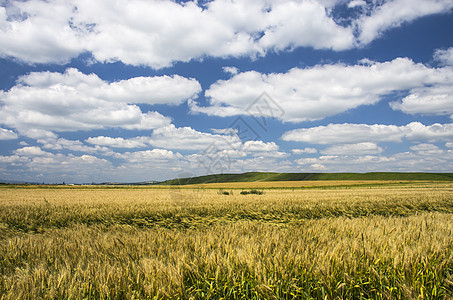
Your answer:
[282,122,453,144]
[223,66,239,75]
[251,150,289,158]
[296,151,453,172]
[409,143,443,155]
[257,0,353,51]
[0,128,18,140]
[1,141,184,183]
[291,148,318,154]
[388,57,453,117]
[146,125,242,151]
[0,68,201,134]
[284,123,403,144]
[355,0,453,45]
[14,146,50,156]
[107,138,290,180]
[348,0,366,8]
[404,122,453,142]
[410,143,439,151]
[86,136,147,149]
[36,137,113,155]
[20,129,57,140]
[85,127,287,164]
[13,68,200,105]
[3,150,113,183]
[3,0,449,67]
[390,84,453,117]
[193,58,451,122]
[321,142,384,155]
[116,149,181,163]
[0,1,84,64]
[434,47,453,66]
[243,140,279,152]
[2,138,452,183]
[0,0,354,67]
[241,141,288,158]
[145,125,287,158]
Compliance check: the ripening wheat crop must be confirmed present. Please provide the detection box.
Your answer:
[0,182,452,299]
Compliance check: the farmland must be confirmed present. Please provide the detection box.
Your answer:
[1,181,453,299]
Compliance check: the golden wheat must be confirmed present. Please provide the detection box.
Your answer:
[0,182,452,299]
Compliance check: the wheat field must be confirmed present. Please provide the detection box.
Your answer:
[0,182,452,299]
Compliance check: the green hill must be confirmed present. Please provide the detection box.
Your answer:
[158,172,453,185]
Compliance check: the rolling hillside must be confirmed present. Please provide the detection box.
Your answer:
[158,172,453,185]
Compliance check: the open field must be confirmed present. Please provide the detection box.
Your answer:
[160,180,448,189]
[158,172,453,185]
[1,181,453,299]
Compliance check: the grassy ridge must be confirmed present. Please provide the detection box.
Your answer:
[159,171,453,185]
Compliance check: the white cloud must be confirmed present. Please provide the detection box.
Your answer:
[321,142,384,155]
[282,122,453,144]
[14,146,51,156]
[116,149,180,163]
[404,122,453,142]
[38,138,85,151]
[0,128,18,140]
[2,139,452,183]
[20,129,58,139]
[296,151,453,172]
[243,140,279,152]
[410,143,439,151]
[388,59,453,117]
[76,0,262,68]
[85,126,288,161]
[0,1,84,64]
[251,151,289,158]
[1,142,117,183]
[148,124,242,151]
[15,135,114,163]
[0,68,201,134]
[223,66,239,75]
[2,145,182,183]
[348,0,366,8]
[309,163,327,170]
[446,142,453,148]
[26,154,113,183]
[355,0,453,45]
[1,0,451,67]
[14,68,201,105]
[193,58,450,122]
[86,136,147,149]
[36,137,113,155]
[434,47,453,66]
[241,141,288,158]
[258,0,354,51]
[0,155,27,164]
[0,0,354,67]
[409,143,443,155]
[101,75,202,105]
[282,123,404,144]
[390,84,453,117]
[291,148,318,154]
[210,128,238,135]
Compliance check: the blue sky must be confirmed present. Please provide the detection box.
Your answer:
[0,0,453,183]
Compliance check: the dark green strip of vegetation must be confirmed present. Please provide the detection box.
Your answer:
[159,172,453,185]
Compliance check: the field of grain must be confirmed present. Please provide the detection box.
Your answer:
[1,181,452,299]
